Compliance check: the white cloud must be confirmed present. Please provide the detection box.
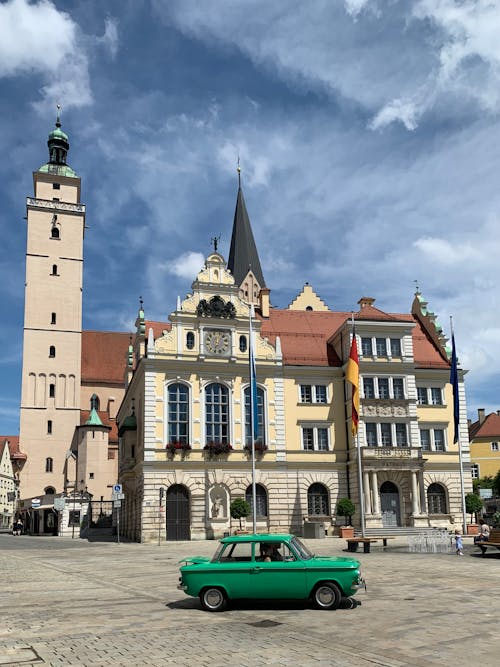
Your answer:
[0,0,96,109]
[100,17,119,58]
[167,252,205,279]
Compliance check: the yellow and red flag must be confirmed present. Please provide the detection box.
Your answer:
[346,332,359,436]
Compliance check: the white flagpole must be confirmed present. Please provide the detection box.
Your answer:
[249,304,257,534]
[450,316,467,536]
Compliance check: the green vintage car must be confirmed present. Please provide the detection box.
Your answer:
[178,533,365,612]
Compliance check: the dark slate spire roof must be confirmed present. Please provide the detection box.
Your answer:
[227,186,266,288]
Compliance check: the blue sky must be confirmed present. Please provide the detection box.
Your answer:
[1,0,500,434]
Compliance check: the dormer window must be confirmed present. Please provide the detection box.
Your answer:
[90,394,100,411]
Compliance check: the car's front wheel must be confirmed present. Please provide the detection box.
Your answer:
[313,582,342,610]
[200,586,227,612]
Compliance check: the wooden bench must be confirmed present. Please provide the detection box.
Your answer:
[346,536,395,553]
[476,528,500,556]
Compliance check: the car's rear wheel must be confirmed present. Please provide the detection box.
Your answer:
[313,582,342,610]
[200,586,227,612]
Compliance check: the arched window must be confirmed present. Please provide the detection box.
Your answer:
[51,227,60,239]
[49,346,56,358]
[246,483,268,517]
[45,457,53,473]
[244,386,265,446]
[168,383,189,444]
[239,335,247,353]
[90,394,100,411]
[307,483,329,515]
[45,486,56,495]
[186,332,195,350]
[306,305,313,311]
[427,483,447,514]
[205,383,229,444]
[51,264,58,275]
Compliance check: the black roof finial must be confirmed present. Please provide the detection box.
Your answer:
[56,103,61,128]
[237,155,241,189]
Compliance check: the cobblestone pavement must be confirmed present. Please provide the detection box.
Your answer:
[1,534,498,667]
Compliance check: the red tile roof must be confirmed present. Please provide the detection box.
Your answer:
[411,319,450,369]
[469,412,500,439]
[82,331,131,384]
[260,310,349,366]
[0,436,26,460]
[145,321,171,340]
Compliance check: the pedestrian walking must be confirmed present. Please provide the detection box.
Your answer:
[454,529,463,556]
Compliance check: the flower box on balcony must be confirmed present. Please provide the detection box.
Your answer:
[243,443,268,454]
[166,442,192,455]
[203,442,233,456]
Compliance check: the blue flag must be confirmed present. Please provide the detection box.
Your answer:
[450,332,459,444]
[249,306,259,441]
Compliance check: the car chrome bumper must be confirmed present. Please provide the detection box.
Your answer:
[177,583,188,591]
[352,577,366,591]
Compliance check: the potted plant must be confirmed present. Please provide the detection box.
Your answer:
[336,498,355,538]
[243,441,268,454]
[465,493,483,534]
[230,497,251,533]
[203,441,233,457]
[166,441,192,455]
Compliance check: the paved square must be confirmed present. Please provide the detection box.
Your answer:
[1,534,498,666]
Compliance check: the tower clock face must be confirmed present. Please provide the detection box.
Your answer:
[205,329,231,356]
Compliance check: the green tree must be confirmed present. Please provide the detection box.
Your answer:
[493,469,500,497]
[465,492,483,523]
[336,498,355,526]
[230,497,251,529]
[472,476,494,493]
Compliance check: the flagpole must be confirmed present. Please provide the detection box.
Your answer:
[249,305,257,534]
[346,315,365,537]
[450,316,467,536]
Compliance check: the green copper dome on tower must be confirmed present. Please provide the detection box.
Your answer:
[38,109,77,178]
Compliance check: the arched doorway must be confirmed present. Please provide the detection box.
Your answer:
[380,481,401,527]
[166,485,191,541]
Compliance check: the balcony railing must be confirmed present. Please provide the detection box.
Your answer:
[362,446,422,461]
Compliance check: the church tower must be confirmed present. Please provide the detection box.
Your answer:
[18,114,85,500]
[227,168,266,308]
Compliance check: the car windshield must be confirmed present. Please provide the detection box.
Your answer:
[211,542,225,563]
[291,536,314,560]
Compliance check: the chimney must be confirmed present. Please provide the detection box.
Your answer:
[259,288,270,318]
[478,408,485,424]
[358,297,375,309]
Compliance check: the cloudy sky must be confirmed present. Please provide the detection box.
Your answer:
[1,0,499,434]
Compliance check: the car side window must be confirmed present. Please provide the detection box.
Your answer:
[219,542,253,562]
[281,544,296,561]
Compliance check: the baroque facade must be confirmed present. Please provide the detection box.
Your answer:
[116,194,471,543]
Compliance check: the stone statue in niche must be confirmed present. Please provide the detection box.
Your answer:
[209,485,227,519]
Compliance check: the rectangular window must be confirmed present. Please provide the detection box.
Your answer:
[365,423,377,446]
[390,338,402,356]
[417,387,428,405]
[375,338,387,356]
[434,429,445,451]
[89,472,94,479]
[314,385,327,403]
[49,384,55,398]
[301,426,329,451]
[47,420,52,434]
[361,337,372,356]
[492,442,499,452]
[380,422,392,446]
[420,429,431,450]
[378,378,390,399]
[393,378,405,399]
[471,463,479,479]
[395,423,407,446]
[363,377,375,399]
[299,385,327,403]
[430,388,443,405]
[300,385,312,403]
[52,183,60,190]
[51,312,56,325]
[302,428,314,451]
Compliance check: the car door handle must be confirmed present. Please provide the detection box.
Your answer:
[251,567,262,573]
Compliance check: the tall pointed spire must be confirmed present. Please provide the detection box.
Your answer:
[227,163,265,291]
